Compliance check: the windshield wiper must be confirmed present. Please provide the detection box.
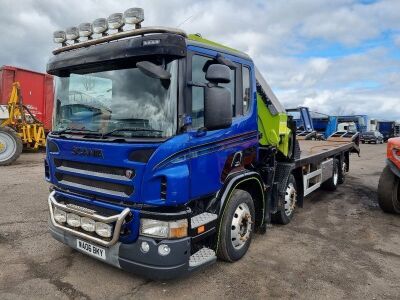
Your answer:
[52,128,101,135]
[102,128,163,138]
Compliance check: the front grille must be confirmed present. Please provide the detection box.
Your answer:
[55,172,134,196]
[54,159,130,177]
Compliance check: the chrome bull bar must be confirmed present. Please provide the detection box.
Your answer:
[48,191,131,247]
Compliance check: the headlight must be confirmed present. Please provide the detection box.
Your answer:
[393,148,400,160]
[95,222,113,238]
[54,208,66,223]
[107,13,124,30]
[93,18,108,34]
[81,217,95,232]
[140,219,188,239]
[66,213,81,227]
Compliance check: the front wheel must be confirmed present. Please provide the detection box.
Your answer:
[217,189,255,262]
[272,174,297,225]
[378,166,400,214]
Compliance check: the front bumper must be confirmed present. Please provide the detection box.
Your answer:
[49,220,194,280]
[48,191,216,280]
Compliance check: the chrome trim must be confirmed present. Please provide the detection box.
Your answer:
[53,26,187,54]
[48,191,131,247]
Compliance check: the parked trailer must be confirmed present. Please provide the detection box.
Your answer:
[0,65,54,131]
[377,121,395,141]
[45,9,360,280]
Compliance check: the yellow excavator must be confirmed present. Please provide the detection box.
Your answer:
[0,82,46,166]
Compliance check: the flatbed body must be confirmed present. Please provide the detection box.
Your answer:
[296,139,359,168]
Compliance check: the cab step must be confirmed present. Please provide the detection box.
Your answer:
[189,247,217,268]
[190,212,218,229]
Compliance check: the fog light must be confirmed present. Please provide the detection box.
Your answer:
[65,26,79,41]
[141,241,150,253]
[93,18,108,35]
[66,213,81,227]
[123,8,144,28]
[107,13,124,30]
[81,217,95,232]
[53,30,66,44]
[95,222,112,238]
[158,244,170,256]
[78,22,93,38]
[54,208,66,223]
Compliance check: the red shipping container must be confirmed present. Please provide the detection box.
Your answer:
[0,65,54,131]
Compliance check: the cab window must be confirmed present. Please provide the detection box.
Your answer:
[242,66,251,115]
[191,54,236,128]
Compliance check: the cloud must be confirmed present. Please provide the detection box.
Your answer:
[0,0,399,120]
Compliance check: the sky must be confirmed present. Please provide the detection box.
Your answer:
[0,0,399,120]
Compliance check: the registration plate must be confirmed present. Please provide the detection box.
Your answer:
[76,239,106,260]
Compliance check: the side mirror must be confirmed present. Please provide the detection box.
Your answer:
[205,64,231,84]
[204,64,232,131]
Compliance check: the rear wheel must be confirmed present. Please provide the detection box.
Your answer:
[321,159,339,191]
[338,160,347,184]
[0,127,22,166]
[272,174,297,225]
[378,166,400,214]
[217,189,255,262]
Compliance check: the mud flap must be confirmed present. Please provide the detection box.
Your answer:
[271,162,295,213]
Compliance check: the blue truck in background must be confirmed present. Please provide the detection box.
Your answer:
[45,8,360,279]
[376,121,395,141]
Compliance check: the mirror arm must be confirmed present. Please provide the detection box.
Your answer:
[187,81,207,88]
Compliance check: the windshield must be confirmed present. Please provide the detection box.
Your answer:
[53,59,178,138]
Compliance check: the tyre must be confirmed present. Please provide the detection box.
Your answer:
[217,189,255,262]
[321,159,339,191]
[272,174,297,225]
[361,141,365,144]
[338,159,347,184]
[0,127,23,166]
[378,166,400,214]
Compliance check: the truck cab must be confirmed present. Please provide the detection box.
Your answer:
[46,9,358,280]
[46,18,271,278]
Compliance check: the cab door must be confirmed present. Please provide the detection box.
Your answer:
[186,47,258,199]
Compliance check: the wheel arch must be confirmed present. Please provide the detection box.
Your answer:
[218,171,265,229]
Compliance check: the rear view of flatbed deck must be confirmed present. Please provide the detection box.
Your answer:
[293,132,360,198]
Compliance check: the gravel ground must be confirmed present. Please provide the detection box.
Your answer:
[0,143,399,299]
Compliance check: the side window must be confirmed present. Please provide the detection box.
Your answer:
[191,54,235,128]
[242,66,251,114]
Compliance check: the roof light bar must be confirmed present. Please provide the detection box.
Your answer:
[52,7,152,48]
[107,13,124,31]
[124,8,144,28]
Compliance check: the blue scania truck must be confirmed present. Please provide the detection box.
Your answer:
[45,8,360,280]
